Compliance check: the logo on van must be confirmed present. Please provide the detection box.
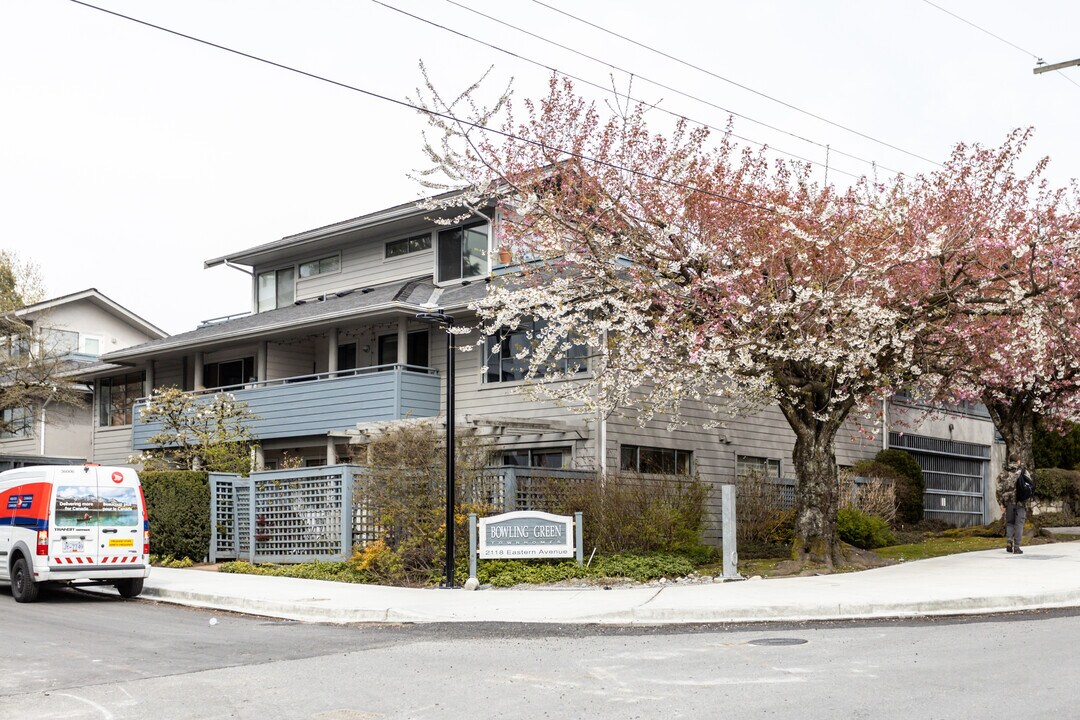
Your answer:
[111,472,124,484]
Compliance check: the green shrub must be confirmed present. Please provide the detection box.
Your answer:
[873,450,925,524]
[1031,511,1077,530]
[591,552,697,582]
[141,470,210,561]
[351,422,498,585]
[550,472,712,556]
[219,560,360,582]
[150,554,195,568]
[1033,420,1080,471]
[735,470,795,545]
[476,559,589,587]
[474,552,700,587]
[1032,468,1080,516]
[837,507,896,549]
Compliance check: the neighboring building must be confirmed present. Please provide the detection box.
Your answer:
[95,197,1002,533]
[0,289,165,471]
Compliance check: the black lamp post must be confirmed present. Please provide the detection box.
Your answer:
[415,310,456,588]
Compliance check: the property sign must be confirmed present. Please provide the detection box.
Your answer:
[478,511,576,559]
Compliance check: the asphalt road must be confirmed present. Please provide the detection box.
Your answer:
[2,585,1078,719]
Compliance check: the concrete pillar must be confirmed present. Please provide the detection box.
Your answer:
[254,445,265,471]
[194,351,204,390]
[326,436,338,465]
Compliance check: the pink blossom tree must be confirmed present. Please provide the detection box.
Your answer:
[414,75,1078,565]
[903,134,1080,503]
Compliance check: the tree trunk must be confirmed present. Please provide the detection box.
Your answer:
[984,391,1037,506]
[778,400,847,568]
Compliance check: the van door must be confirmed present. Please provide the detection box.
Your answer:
[94,467,143,567]
[51,467,102,567]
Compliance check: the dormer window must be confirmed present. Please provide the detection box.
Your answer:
[437,222,488,282]
[257,267,295,312]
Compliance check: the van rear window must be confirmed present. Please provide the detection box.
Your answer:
[55,486,139,526]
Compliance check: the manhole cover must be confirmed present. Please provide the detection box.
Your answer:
[747,638,808,646]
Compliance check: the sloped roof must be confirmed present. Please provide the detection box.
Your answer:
[14,288,166,339]
[101,275,493,362]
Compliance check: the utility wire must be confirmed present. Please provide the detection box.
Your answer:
[65,0,782,216]
[374,0,870,179]
[527,0,943,167]
[920,0,1080,91]
[921,0,1041,59]
[415,0,896,177]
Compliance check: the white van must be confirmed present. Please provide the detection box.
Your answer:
[0,464,151,602]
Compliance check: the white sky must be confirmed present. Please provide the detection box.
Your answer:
[2,0,1078,335]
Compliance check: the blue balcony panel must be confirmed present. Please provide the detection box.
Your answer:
[132,367,441,450]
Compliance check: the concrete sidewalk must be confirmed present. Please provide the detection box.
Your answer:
[135,539,1080,625]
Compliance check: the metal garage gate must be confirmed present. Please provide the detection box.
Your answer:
[889,432,990,527]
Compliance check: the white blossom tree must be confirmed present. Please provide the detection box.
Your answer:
[135,386,258,474]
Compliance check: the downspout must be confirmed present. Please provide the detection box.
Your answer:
[40,398,51,456]
[223,259,254,276]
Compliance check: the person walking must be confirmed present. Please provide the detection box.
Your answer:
[1006,467,1035,554]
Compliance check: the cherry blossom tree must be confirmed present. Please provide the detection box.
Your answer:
[904,136,1080,504]
[413,75,1078,565]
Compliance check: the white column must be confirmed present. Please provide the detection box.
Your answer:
[328,328,339,377]
[257,341,268,382]
[397,317,408,366]
[145,360,155,397]
[194,352,204,390]
[326,436,338,465]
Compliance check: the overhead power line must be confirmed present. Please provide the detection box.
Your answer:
[527,0,943,167]
[920,0,1041,60]
[920,0,1080,91]
[65,0,782,216]
[374,0,879,179]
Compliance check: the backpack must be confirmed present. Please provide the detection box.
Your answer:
[1015,470,1035,503]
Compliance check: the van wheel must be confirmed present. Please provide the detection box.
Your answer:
[115,578,144,598]
[11,558,40,603]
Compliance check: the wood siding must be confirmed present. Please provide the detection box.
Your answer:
[93,426,135,466]
[131,369,440,449]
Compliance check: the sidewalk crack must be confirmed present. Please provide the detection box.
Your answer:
[638,587,666,607]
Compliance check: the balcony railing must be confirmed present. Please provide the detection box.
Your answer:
[132,364,440,450]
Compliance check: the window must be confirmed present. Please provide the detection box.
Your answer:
[437,222,487,282]
[337,343,357,372]
[1,407,31,439]
[203,357,255,390]
[484,318,587,383]
[737,455,781,478]
[386,233,432,259]
[620,445,693,475]
[257,267,295,312]
[81,336,102,356]
[377,331,429,367]
[502,447,569,469]
[299,255,340,279]
[39,327,78,355]
[99,371,145,427]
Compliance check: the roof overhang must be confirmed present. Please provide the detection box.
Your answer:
[205,190,492,270]
[15,288,166,339]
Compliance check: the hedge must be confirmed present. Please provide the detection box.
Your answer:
[141,470,211,562]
